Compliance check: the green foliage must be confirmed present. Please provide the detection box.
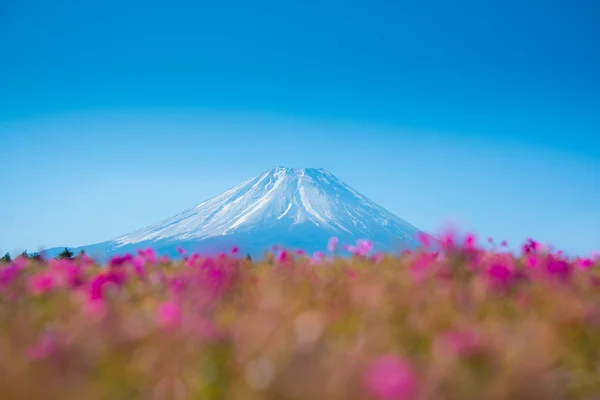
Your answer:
[56,248,74,260]
[0,252,11,263]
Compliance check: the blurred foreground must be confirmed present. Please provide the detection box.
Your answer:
[0,235,599,399]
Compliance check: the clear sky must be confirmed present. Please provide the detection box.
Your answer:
[1,0,599,256]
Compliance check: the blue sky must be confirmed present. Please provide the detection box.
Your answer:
[1,0,599,256]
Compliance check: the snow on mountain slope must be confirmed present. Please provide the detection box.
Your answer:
[111,166,422,249]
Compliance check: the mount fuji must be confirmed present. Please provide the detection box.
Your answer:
[44,167,424,260]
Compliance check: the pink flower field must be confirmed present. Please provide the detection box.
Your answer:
[1,233,599,399]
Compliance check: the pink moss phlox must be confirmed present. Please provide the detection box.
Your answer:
[526,255,540,269]
[109,253,133,267]
[137,248,157,264]
[88,274,107,301]
[327,236,339,253]
[409,253,436,283]
[0,264,21,287]
[435,329,481,357]
[363,354,417,400]
[417,232,431,249]
[486,261,514,291]
[28,272,55,295]
[310,251,325,265]
[372,252,385,264]
[276,250,288,263]
[463,233,477,250]
[185,253,201,268]
[344,244,358,254]
[545,254,571,281]
[132,255,146,279]
[157,301,182,330]
[27,333,56,360]
[356,239,374,256]
[577,258,594,270]
[13,256,28,270]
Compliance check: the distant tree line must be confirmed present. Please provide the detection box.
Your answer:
[0,248,85,263]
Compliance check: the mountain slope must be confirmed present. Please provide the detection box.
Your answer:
[45,167,424,259]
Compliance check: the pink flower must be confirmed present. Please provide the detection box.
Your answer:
[138,248,157,263]
[486,263,513,290]
[132,256,146,278]
[176,247,186,255]
[310,251,325,265]
[344,244,358,254]
[275,250,288,263]
[27,333,55,360]
[295,249,305,255]
[83,297,107,318]
[344,268,358,279]
[357,239,373,256]
[327,236,339,253]
[372,252,385,264]
[500,240,508,247]
[157,301,182,330]
[363,355,417,400]
[231,246,239,255]
[417,232,430,249]
[526,255,539,269]
[464,234,477,250]
[435,329,481,357]
[578,258,594,270]
[28,273,55,295]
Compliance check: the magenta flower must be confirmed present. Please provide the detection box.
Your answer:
[137,248,157,263]
[463,234,477,250]
[357,239,373,256]
[88,274,107,301]
[327,236,339,253]
[275,250,288,263]
[0,264,20,287]
[28,273,55,295]
[526,255,539,269]
[132,255,146,278]
[157,301,182,330]
[231,246,239,254]
[109,253,133,267]
[545,255,571,281]
[578,258,593,270]
[363,354,417,400]
[486,263,513,290]
[295,249,305,255]
[500,240,508,247]
[417,232,430,249]
[176,247,186,255]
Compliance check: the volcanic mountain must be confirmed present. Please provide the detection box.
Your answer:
[45,167,424,260]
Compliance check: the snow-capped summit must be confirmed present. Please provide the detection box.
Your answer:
[46,167,424,259]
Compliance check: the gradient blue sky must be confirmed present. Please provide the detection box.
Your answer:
[1,0,599,256]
